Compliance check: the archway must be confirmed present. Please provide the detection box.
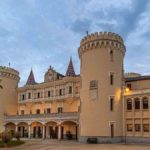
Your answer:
[17,122,28,138]
[5,122,16,137]
[61,121,78,140]
[31,122,43,138]
[45,121,58,139]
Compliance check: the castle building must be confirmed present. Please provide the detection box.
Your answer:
[0,32,150,143]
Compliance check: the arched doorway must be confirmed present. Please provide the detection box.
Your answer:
[61,121,78,140]
[5,122,16,137]
[17,122,28,138]
[31,122,43,138]
[45,121,58,139]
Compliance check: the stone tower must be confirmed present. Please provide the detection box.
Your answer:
[78,32,126,143]
[0,66,20,132]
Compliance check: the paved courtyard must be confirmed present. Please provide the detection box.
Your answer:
[1,140,150,150]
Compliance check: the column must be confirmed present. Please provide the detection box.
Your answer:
[42,125,45,139]
[58,125,61,140]
[28,125,31,139]
[15,125,18,132]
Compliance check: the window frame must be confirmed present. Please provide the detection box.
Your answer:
[126,98,132,110]
[134,98,140,110]
[142,97,149,110]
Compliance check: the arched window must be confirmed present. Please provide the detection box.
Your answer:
[143,97,149,109]
[126,98,132,110]
[134,98,140,110]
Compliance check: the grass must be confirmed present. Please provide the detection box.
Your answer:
[0,140,24,148]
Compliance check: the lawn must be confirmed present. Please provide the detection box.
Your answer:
[0,140,24,148]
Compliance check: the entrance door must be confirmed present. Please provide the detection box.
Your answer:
[110,124,114,138]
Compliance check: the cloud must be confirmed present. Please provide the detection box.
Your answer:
[0,0,150,85]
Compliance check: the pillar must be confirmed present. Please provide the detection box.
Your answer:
[28,125,31,139]
[58,125,61,140]
[15,124,18,132]
[42,125,45,139]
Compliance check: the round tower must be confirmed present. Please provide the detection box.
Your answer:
[78,32,126,143]
[0,66,20,132]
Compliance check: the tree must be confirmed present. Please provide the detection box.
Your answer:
[0,79,3,89]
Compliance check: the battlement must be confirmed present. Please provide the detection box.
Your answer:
[80,32,123,45]
[0,66,20,81]
[78,32,126,58]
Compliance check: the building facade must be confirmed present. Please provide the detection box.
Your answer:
[0,32,150,143]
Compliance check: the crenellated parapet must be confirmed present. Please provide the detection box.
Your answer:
[0,66,20,81]
[78,32,126,58]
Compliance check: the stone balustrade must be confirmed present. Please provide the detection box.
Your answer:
[4,112,79,124]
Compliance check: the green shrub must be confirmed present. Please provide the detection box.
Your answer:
[1,132,12,144]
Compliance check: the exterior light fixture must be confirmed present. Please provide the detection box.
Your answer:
[125,87,130,92]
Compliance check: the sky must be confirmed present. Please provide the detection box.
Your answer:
[0,0,150,85]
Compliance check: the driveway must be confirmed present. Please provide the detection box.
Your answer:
[1,139,150,150]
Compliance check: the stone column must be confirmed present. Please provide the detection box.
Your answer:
[58,125,61,140]
[42,125,45,139]
[15,124,18,132]
[28,125,31,139]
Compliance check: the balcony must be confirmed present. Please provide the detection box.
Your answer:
[18,93,80,104]
[4,112,79,124]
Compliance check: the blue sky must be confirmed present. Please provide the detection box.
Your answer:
[0,0,150,85]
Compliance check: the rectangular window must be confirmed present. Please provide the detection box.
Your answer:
[36,109,40,114]
[127,124,133,132]
[22,94,25,100]
[110,123,114,138]
[89,80,98,90]
[143,98,149,109]
[135,98,140,110]
[110,73,114,85]
[143,124,149,132]
[48,91,51,97]
[37,92,40,98]
[47,108,51,114]
[58,107,63,113]
[110,97,114,111]
[69,86,72,94]
[28,93,31,99]
[59,89,62,96]
[21,110,24,115]
[127,99,132,110]
[135,124,141,132]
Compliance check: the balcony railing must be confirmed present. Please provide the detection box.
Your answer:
[18,93,80,103]
[4,112,79,123]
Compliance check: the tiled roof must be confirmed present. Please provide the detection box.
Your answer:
[66,57,76,77]
[26,69,36,85]
[125,75,150,82]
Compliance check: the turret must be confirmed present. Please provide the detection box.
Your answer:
[78,32,126,143]
[0,66,20,132]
